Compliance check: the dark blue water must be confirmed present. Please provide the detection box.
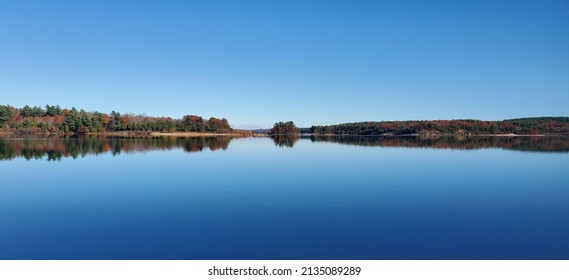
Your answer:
[1,136,568,259]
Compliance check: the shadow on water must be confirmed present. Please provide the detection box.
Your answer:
[0,136,233,161]
[309,135,569,153]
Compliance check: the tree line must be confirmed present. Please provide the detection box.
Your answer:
[310,117,569,136]
[0,105,232,135]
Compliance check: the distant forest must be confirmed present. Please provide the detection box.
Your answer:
[311,117,569,136]
[0,105,232,135]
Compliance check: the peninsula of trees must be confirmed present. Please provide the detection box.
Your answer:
[0,104,233,135]
[310,117,569,136]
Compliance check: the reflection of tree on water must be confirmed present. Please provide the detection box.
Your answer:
[0,136,233,161]
[309,135,569,153]
[2,135,568,161]
[271,135,300,148]
[181,137,231,153]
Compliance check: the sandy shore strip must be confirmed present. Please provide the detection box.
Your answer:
[147,132,262,137]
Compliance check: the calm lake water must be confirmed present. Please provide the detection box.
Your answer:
[1,136,568,260]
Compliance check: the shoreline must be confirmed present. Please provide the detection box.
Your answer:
[146,132,264,137]
[0,130,264,137]
[2,130,567,137]
[307,133,565,137]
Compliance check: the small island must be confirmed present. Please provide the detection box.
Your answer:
[268,121,301,135]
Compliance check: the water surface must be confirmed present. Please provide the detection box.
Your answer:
[1,136,568,259]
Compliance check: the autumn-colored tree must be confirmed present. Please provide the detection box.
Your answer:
[54,115,64,126]
[182,115,204,132]
[101,113,110,125]
[122,115,130,125]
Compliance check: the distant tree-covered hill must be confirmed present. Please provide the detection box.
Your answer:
[0,104,232,135]
[311,117,569,136]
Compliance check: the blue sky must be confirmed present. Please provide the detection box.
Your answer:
[1,0,568,128]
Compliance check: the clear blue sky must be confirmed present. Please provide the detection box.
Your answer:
[1,0,568,128]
